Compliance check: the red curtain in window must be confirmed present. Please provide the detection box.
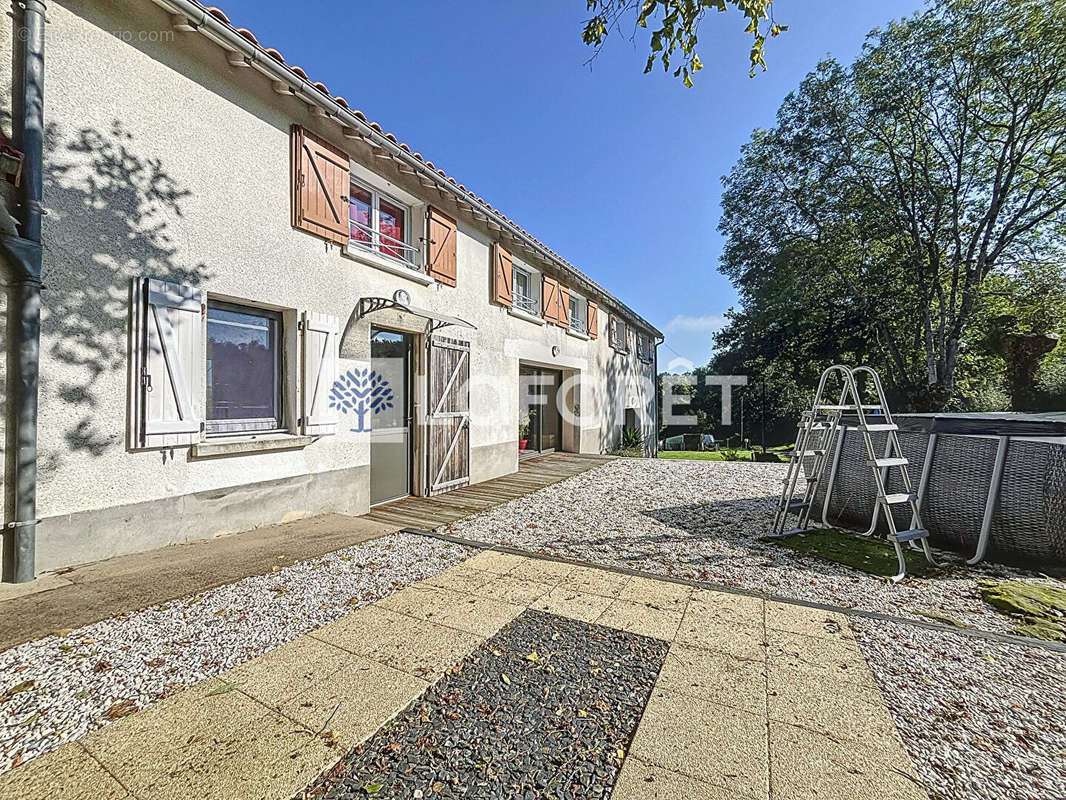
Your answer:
[350,186,372,243]
[379,198,406,259]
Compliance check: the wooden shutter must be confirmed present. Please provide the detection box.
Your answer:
[427,206,458,287]
[292,126,350,245]
[556,284,572,329]
[427,336,470,495]
[492,243,513,306]
[541,275,560,324]
[301,311,339,436]
[587,301,599,339]
[136,277,204,448]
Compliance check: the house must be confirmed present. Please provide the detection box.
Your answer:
[0,0,661,579]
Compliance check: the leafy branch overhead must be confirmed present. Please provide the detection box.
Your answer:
[582,0,784,85]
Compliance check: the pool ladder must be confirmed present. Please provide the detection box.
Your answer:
[770,365,940,582]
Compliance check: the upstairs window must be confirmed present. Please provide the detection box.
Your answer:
[609,317,629,352]
[206,301,284,435]
[349,179,415,265]
[513,266,538,314]
[569,293,587,335]
[636,331,655,363]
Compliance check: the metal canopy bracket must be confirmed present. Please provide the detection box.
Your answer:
[356,295,477,335]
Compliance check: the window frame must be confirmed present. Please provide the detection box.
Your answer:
[204,299,286,437]
[512,264,538,315]
[568,292,587,334]
[348,176,416,267]
[610,317,629,353]
[636,331,654,363]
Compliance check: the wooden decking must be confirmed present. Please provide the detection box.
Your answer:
[365,452,613,531]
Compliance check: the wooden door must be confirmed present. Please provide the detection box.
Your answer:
[427,336,470,495]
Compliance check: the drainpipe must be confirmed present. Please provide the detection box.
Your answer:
[651,337,661,457]
[1,0,46,583]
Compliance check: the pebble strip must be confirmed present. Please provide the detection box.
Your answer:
[853,618,1066,800]
[441,458,1058,635]
[304,609,668,800]
[0,532,470,774]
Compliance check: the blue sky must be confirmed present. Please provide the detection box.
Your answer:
[218,0,925,368]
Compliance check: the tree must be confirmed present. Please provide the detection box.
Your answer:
[717,0,1066,409]
[582,0,785,85]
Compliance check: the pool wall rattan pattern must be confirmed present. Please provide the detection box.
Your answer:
[812,429,1066,564]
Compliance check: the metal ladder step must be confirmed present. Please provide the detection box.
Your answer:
[889,528,928,544]
[787,500,809,513]
[870,457,908,468]
[816,404,882,411]
[787,449,825,458]
[861,423,899,432]
[879,492,917,505]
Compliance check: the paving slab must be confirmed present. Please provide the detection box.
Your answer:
[612,757,751,800]
[769,720,928,800]
[224,636,352,707]
[532,585,615,623]
[627,686,770,798]
[597,598,684,641]
[675,611,768,661]
[656,644,767,714]
[278,654,428,749]
[508,557,578,584]
[0,743,130,799]
[460,549,528,575]
[616,575,693,612]
[476,573,555,605]
[765,599,850,638]
[558,564,632,598]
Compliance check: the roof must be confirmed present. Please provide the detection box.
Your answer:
[149,0,663,339]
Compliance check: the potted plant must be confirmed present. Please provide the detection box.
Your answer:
[518,411,531,452]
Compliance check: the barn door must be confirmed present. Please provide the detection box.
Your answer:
[427,336,470,495]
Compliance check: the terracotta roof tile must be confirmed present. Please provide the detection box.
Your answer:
[205,7,230,24]
[235,27,257,44]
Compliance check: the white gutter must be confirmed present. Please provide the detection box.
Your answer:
[150,0,662,338]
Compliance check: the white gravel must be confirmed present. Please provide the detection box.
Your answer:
[0,532,469,774]
[442,458,1060,634]
[854,619,1066,800]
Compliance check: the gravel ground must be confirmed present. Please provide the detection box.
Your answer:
[441,459,1060,635]
[304,609,667,800]
[0,532,469,775]
[853,618,1066,800]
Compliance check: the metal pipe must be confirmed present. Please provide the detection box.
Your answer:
[2,0,45,582]
[968,435,1010,565]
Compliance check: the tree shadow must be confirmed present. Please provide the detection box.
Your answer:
[2,120,214,577]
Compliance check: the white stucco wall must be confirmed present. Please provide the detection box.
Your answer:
[0,0,658,572]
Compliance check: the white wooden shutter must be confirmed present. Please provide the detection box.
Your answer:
[301,311,339,435]
[137,277,204,448]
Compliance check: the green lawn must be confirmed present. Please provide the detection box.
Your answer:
[658,444,791,462]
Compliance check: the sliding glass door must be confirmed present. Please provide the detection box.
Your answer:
[518,366,562,458]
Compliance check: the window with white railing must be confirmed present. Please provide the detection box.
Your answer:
[513,265,538,314]
[569,293,587,335]
[348,178,420,269]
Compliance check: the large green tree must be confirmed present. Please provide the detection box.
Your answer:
[717,0,1066,410]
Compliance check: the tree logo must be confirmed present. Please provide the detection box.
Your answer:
[329,368,394,432]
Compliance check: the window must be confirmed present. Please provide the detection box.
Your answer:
[569,293,587,334]
[513,266,538,314]
[637,331,655,363]
[610,317,629,352]
[206,301,283,435]
[348,179,416,266]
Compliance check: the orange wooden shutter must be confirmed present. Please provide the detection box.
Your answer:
[542,275,560,323]
[291,126,349,244]
[556,284,571,329]
[427,207,458,286]
[492,243,513,306]
[587,301,599,339]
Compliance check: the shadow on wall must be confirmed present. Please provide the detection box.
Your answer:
[601,348,652,453]
[2,120,213,576]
